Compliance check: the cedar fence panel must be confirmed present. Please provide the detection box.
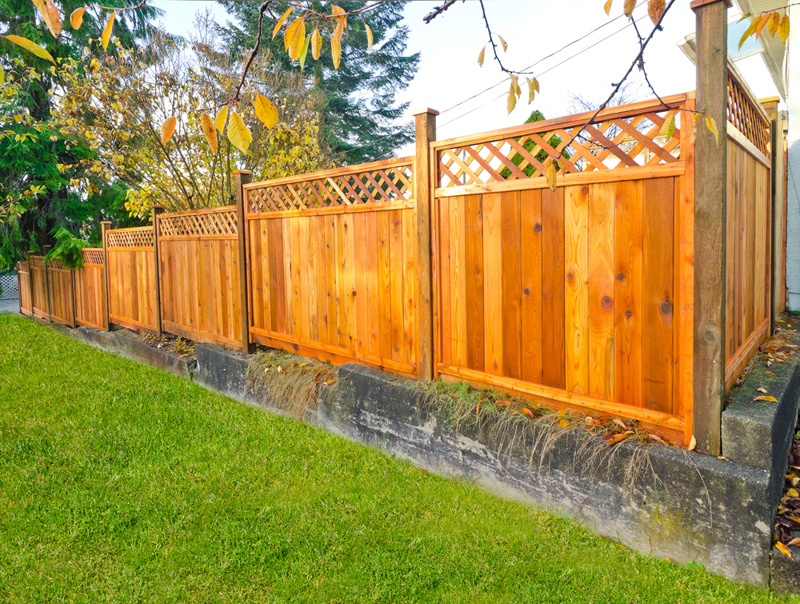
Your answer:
[29,256,48,320]
[431,94,694,442]
[724,72,773,389]
[157,206,242,348]
[46,258,75,327]
[244,157,419,378]
[106,226,158,333]
[17,261,31,316]
[74,248,107,330]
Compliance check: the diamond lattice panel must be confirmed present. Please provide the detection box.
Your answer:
[159,208,238,238]
[106,227,155,248]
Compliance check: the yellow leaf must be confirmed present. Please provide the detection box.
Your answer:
[527,77,535,103]
[227,112,252,154]
[2,35,56,64]
[299,34,311,69]
[753,395,778,402]
[32,0,62,38]
[705,115,720,145]
[688,434,697,451]
[624,0,635,18]
[558,419,570,428]
[101,12,116,50]
[755,13,771,40]
[768,12,780,37]
[288,20,306,61]
[776,542,793,558]
[478,45,485,66]
[604,0,613,15]
[331,34,341,70]
[200,113,218,155]
[283,18,304,51]
[647,0,665,24]
[161,116,177,146]
[506,85,516,114]
[326,377,336,385]
[272,6,293,39]
[497,34,507,52]
[778,14,790,43]
[252,93,278,128]
[788,488,800,498]
[214,106,228,133]
[522,407,535,420]
[532,77,540,93]
[70,7,86,30]
[311,28,322,59]
[510,74,521,97]
[739,16,759,49]
[659,114,676,142]
[693,112,702,127]
[365,23,373,49]
[331,5,347,30]
[545,158,557,191]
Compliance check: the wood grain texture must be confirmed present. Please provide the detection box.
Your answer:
[565,185,589,395]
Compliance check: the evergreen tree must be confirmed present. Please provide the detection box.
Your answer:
[219,1,419,164]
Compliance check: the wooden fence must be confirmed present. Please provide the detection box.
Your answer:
[105,226,159,333]
[157,206,243,348]
[431,94,693,440]
[724,71,773,390]
[74,248,107,330]
[17,86,777,448]
[46,258,75,327]
[243,157,420,377]
[17,260,31,316]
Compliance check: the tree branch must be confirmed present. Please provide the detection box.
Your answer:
[422,0,462,24]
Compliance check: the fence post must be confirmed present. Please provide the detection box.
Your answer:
[27,250,35,318]
[412,108,438,382]
[101,221,112,331]
[234,170,253,354]
[691,0,729,455]
[43,245,52,323]
[152,205,165,336]
[69,265,77,329]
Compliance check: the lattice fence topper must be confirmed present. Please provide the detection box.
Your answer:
[247,162,414,214]
[436,108,683,188]
[47,258,68,271]
[29,256,45,268]
[82,248,105,265]
[727,73,770,155]
[106,226,155,248]
[158,207,238,238]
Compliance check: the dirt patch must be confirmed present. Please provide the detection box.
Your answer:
[136,332,196,363]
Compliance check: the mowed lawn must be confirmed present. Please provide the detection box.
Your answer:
[0,314,790,604]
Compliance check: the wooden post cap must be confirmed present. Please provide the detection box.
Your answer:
[233,169,253,175]
[411,107,440,117]
[101,220,112,225]
[690,0,732,10]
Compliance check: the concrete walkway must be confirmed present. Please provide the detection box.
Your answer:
[0,299,19,313]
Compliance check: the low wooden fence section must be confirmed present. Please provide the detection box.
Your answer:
[431,94,694,440]
[17,261,31,315]
[46,258,75,327]
[724,71,772,389]
[29,256,48,320]
[157,207,243,348]
[244,158,419,377]
[105,226,158,333]
[74,248,107,330]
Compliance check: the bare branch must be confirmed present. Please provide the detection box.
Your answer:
[423,0,463,24]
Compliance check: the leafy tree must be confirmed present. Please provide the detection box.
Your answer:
[499,110,568,180]
[219,0,419,164]
[0,0,161,267]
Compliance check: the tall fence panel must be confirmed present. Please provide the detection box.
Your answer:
[74,248,107,330]
[17,261,31,315]
[29,256,48,320]
[724,71,772,389]
[431,94,694,440]
[244,157,419,377]
[47,259,75,327]
[106,226,158,333]
[157,207,243,348]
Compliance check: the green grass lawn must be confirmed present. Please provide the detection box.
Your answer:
[0,314,791,603]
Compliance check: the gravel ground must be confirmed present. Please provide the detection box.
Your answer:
[0,299,19,313]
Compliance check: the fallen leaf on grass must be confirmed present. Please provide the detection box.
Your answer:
[648,433,666,444]
[325,378,336,385]
[558,418,570,428]
[585,417,603,427]
[613,418,628,430]
[757,387,768,394]
[766,371,775,376]
[753,395,778,402]
[688,435,697,451]
[788,488,799,498]
[522,407,535,420]
[789,538,800,547]
[606,431,634,446]
[277,366,286,375]
[476,401,481,416]
[495,400,511,408]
